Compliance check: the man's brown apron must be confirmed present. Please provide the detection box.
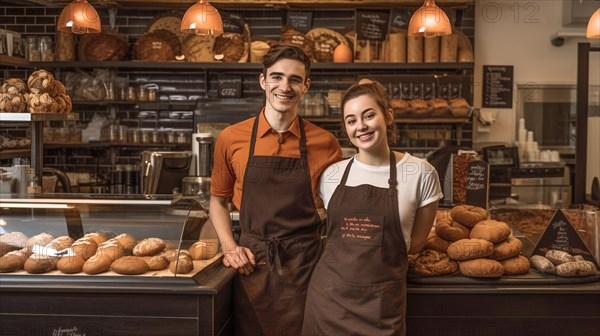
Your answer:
[233,115,322,335]
[302,151,408,336]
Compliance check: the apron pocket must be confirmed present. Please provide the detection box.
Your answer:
[334,214,385,246]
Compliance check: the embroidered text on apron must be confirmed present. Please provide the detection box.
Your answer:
[234,114,322,336]
[302,150,408,336]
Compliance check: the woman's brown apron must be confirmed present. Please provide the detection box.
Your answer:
[302,151,408,336]
[233,115,322,336]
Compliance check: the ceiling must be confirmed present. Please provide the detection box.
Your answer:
[16,0,474,10]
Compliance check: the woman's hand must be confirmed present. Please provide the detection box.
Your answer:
[223,245,256,275]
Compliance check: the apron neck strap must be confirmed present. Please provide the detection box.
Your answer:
[339,150,398,191]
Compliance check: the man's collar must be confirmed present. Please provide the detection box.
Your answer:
[257,109,301,139]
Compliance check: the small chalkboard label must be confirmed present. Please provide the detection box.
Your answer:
[483,65,514,108]
[217,75,242,98]
[221,12,245,34]
[390,9,410,29]
[356,9,390,41]
[531,210,599,268]
[286,11,313,33]
[465,160,489,209]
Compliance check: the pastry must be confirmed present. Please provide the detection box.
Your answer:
[435,218,470,242]
[133,238,166,257]
[83,253,113,274]
[459,258,504,278]
[143,255,169,271]
[24,254,58,274]
[500,255,530,275]
[0,249,28,273]
[409,249,458,276]
[188,239,220,260]
[111,256,150,275]
[529,255,556,274]
[423,233,451,253]
[446,238,494,261]
[469,220,511,243]
[450,205,488,228]
[490,236,522,260]
[57,255,86,274]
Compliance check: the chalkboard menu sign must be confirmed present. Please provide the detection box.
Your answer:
[531,210,599,268]
[389,9,410,29]
[356,9,390,41]
[217,75,242,98]
[482,65,514,108]
[286,11,313,33]
[221,12,245,34]
[465,160,489,209]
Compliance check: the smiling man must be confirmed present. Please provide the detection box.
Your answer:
[209,44,342,336]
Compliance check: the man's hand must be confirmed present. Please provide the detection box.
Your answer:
[223,245,256,275]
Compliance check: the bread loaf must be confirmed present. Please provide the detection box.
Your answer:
[545,249,575,265]
[0,250,28,273]
[133,238,166,257]
[556,261,597,277]
[188,239,220,260]
[447,238,494,261]
[111,256,150,275]
[71,237,98,260]
[28,93,58,113]
[529,255,556,274]
[435,218,470,242]
[143,255,169,271]
[83,253,112,274]
[469,220,511,243]
[182,34,215,62]
[27,69,56,95]
[26,233,54,253]
[388,31,407,63]
[2,78,28,95]
[0,93,27,112]
[135,31,177,61]
[169,252,193,274]
[96,240,125,261]
[500,255,530,275]
[57,255,86,274]
[214,33,246,63]
[24,254,58,274]
[490,236,522,260]
[114,233,137,254]
[459,258,504,278]
[423,233,452,253]
[280,26,313,60]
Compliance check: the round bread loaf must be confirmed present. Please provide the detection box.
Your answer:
[111,256,149,275]
[182,34,215,62]
[435,218,470,242]
[0,249,28,273]
[169,253,193,274]
[280,26,313,60]
[133,238,166,256]
[114,233,137,254]
[0,231,28,249]
[409,249,458,276]
[57,255,86,274]
[27,69,56,95]
[26,233,54,253]
[135,31,177,61]
[24,254,58,274]
[46,236,75,251]
[28,93,58,113]
[188,239,220,260]
[214,33,245,63]
[447,238,493,261]
[491,236,522,260]
[469,220,511,243]
[84,232,107,245]
[96,240,125,261]
[83,253,113,275]
[2,78,28,95]
[53,80,66,96]
[143,255,169,271]
[159,249,178,262]
[500,255,530,275]
[151,29,181,56]
[459,258,504,278]
[423,233,451,253]
[450,205,488,228]
[71,238,98,260]
[0,93,27,112]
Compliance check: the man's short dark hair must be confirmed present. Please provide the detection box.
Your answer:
[262,44,311,79]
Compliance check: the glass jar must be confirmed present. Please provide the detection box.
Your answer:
[27,36,41,62]
[39,36,54,62]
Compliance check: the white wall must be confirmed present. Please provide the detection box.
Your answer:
[473,0,600,193]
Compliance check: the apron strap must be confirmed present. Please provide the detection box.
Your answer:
[388,150,398,191]
[247,115,261,164]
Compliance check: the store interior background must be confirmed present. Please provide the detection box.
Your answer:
[473,0,599,196]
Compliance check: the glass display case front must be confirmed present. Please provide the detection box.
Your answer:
[0,197,222,284]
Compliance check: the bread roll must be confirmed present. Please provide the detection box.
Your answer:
[530,255,556,274]
[435,218,470,242]
[459,258,504,278]
[450,205,488,228]
[26,233,54,253]
[490,236,522,260]
[447,238,494,261]
[545,249,575,265]
[556,261,597,277]
[111,256,150,275]
[83,253,112,274]
[188,240,220,260]
[24,254,58,274]
[84,232,107,245]
[0,249,28,273]
[143,255,169,271]
[114,233,137,254]
[169,253,193,274]
[469,220,511,243]
[71,237,98,260]
[57,255,85,274]
[423,233,452,253]
[500,255,530,275]
[133,238,166,257]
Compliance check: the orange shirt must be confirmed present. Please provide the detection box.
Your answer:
[210,111,342,210]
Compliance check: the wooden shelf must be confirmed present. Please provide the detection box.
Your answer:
[0,55,30,67]
[0,148,30,160]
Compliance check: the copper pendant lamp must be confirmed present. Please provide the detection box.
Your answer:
[57,0,101,34]
[586,8,600,38]
[181,0,224,36]
[408,0,452,37]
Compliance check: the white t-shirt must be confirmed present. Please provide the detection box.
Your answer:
[319,153,443,250]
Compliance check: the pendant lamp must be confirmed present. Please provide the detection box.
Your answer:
[57,0,101,34]
[181,0,223,36]
[586,8,600,38]
[408,0,452,37]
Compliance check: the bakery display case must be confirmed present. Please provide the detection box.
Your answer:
[0,196,235,336]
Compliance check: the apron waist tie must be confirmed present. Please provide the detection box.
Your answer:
[266,237,283,276]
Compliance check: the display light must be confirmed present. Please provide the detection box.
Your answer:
[56,0,101,34]
[586,8,600,38]
[181,0,223,36]
[408,0,452,37]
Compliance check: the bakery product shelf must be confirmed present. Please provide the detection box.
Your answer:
[0,112,79,122]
